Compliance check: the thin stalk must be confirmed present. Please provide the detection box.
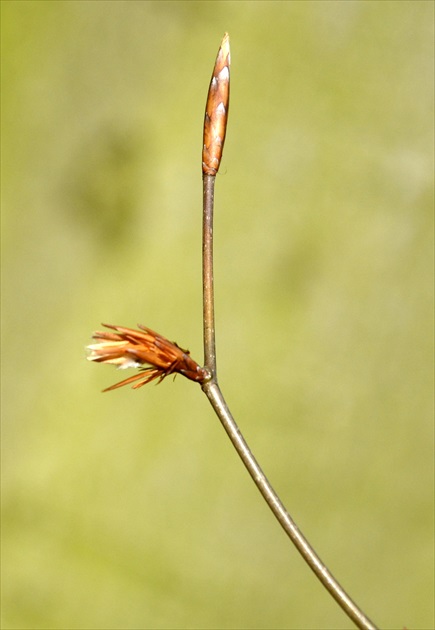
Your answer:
[202,382,377,630]
[201,33,378,630]
[202,174,217,374]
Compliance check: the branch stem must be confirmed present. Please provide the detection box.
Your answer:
[201,172,377,630]
[201,380,377,630]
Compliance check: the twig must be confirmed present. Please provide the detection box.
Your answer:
[200,33,378,630]
[87,31,380,630]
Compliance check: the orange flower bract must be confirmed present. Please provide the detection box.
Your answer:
[87,324,209,392]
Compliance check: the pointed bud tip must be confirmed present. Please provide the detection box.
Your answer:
[221,32,230,60]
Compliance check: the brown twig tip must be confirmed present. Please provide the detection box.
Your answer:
[87,324,209,391]
[202,32,230,176]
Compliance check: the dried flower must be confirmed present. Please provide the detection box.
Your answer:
[202,32,230,176]
[87,324,209,391]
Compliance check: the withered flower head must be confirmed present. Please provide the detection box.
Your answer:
[87,324,209,392]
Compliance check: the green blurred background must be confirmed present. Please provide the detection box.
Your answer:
[2,1,433,628]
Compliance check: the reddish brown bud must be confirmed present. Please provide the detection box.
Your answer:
[202,32,230,176]
[87,324,209,391]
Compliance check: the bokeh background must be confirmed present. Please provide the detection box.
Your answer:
[2,2,433,629]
